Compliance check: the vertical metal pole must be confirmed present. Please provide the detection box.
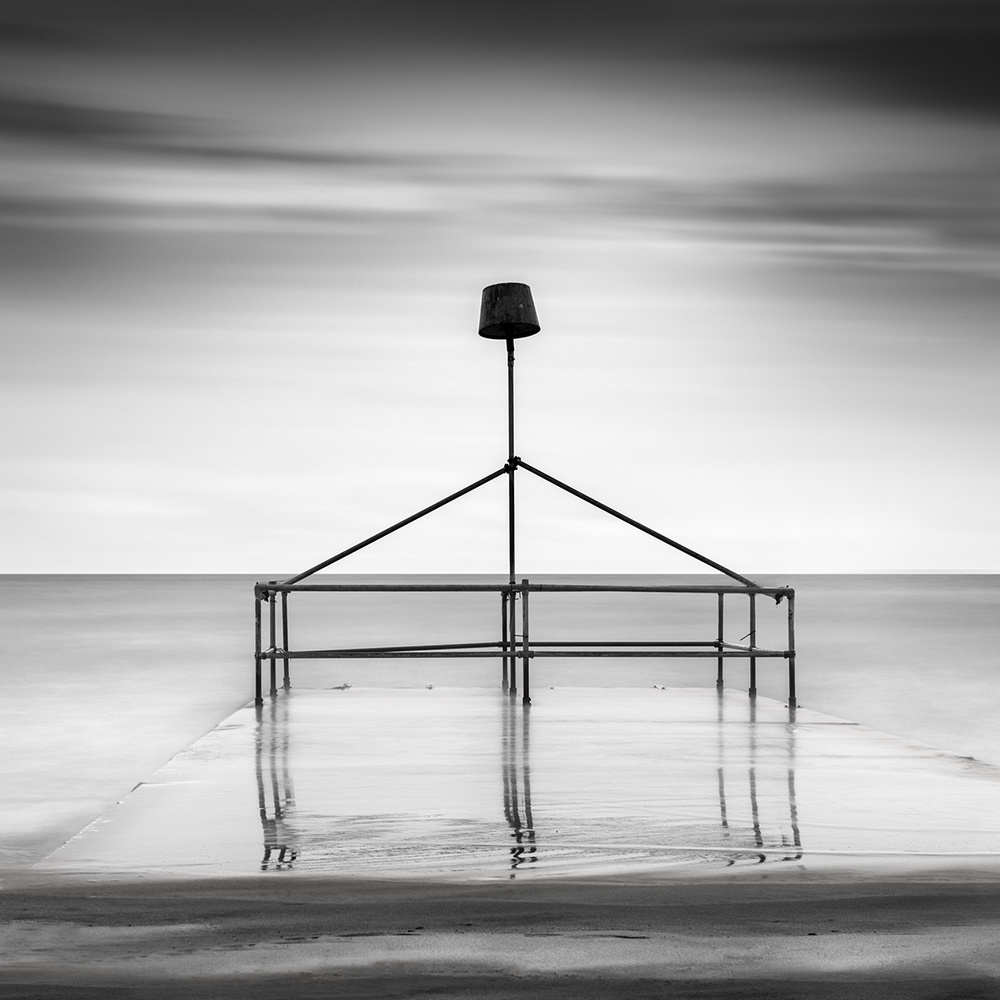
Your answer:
[501,590,510,693]
[748,593,757,698]
[787,591,796,709]
[716,592,725,690]
[268,583,277,698]
[507,338,516,587]
[508,587,518,698]
[281,590,290,691]
[521,579,530,706]
[254,591,263,707]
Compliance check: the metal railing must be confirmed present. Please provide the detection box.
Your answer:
[253,579,796,709]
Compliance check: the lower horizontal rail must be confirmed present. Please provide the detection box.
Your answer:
[262,648,791,659]
[318,641,503,654]
[524,650,790,658]
[530,640,720,648]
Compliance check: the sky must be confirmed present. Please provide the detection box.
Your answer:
[2,0,999,575]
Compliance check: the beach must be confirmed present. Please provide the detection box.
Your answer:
[8,687,1000,997]
[5,874,1000,997]
[4,576,1000,996]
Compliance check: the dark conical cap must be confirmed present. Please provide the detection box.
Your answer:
[478,282,540,340]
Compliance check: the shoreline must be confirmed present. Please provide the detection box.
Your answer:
[4,871,1000,998]
[8,682,1000,995]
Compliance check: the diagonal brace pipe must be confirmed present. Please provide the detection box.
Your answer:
[282,466,508,585]
[517,459,760,589]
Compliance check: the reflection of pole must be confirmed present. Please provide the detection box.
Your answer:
[502,697,536,874]
[748,697,764,861]
[786,711,802,860]
[256,697,297,870]
[502,697,513,824]
[717,687,729,834]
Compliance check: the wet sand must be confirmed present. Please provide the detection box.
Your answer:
[33,689,1000,879]
[4,874,1000,998]
[6,688,1000,996]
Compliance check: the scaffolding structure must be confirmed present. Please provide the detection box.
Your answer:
[254,284,796,708]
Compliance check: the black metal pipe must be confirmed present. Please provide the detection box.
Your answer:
[262,582,789,596]
[311,640,504,654]
[517,459,760,589]
[501,591,509,693]
[263,648,790,659]
[281,591,290,691]
[521,578,530,706]
[507,339,516,586]
[508,587,517,698]
[787,591,796,708]
[526,640,721,647]
[525,649,788,658]
[716,592,725,690]
[268,583,277,698]
[281,467,508,585]
[748,593,757,698]
[254,594,262,706]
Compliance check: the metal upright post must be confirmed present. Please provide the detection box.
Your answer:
[716,593,725,690]
[521,579,530,706]
[254,591,263,707]
[787,591,796,709]
[281,590,290,691]
[507,337,518,701]
[501,590,510,693]
[748,593,757,698]
[508,589,518,698]
[268,583,277,698]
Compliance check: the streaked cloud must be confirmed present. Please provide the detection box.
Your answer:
[1,0,998,572]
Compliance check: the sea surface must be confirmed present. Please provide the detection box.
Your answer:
[3,573,999,870]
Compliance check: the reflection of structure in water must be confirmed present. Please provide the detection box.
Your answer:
[502,700,535,875]
[716,693,802,865]
[250,691,802,875]
[255,698,298,870]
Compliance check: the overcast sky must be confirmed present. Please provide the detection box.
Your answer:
[2,1,999,575]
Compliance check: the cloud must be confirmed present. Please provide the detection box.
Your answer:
[0,92,403,167]
[714,0,1000,119]
[4,0,999,119]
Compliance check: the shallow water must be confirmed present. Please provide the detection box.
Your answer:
[38,689,1000,881]
[2,573,999,870]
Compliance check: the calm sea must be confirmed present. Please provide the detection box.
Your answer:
[2,573,998,868]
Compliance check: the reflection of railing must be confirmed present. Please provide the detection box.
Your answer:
[502,699,535,875]
[252,690,803,875]
[716,694,802,865]
[255,698,297,870]
[254,580,796,708]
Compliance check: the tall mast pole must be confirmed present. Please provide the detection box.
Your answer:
[507,337,516,586]
[477,282,538,590]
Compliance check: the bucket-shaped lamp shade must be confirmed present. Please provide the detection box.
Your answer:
[478,282,540,340]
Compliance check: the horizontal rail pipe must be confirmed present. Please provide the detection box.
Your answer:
[257,581,791,598]
[260,648,791,660]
